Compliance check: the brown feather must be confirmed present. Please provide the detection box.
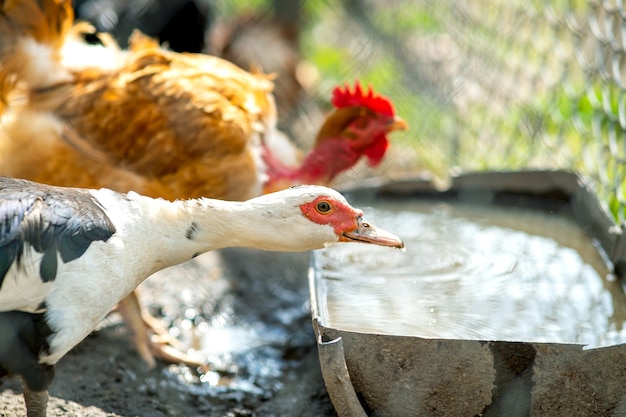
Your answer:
[0,0,73,49]
[43,45,275,200]
[0,5,277,201]
[0,0,73,103]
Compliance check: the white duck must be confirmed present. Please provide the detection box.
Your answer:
[0,176,403,417]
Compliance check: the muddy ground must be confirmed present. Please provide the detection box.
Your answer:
[0,249,337,417]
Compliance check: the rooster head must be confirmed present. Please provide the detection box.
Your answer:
[328,81,407,164]
[302,81,407,184]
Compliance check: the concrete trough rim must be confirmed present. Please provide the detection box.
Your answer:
[310,169,626,417]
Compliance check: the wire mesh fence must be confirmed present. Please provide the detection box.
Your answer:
[440,0,626,223]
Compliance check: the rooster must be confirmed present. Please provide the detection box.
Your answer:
[0,0,407,367]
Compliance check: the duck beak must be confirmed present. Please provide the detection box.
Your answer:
[388,115,408,132]
[341,216,405,249]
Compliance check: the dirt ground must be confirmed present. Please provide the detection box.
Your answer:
[0,249,336,417]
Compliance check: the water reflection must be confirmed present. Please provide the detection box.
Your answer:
[316,202,626,348]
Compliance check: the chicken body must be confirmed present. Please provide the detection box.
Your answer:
[1,24,277,201]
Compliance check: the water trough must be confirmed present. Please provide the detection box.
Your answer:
[310,170,626,417]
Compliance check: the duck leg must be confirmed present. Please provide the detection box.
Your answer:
[23,385,48,417]
[115,291,207,370]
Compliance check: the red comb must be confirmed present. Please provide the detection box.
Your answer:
[331,81,395,117]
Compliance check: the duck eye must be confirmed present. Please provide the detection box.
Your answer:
[316,201,332,213]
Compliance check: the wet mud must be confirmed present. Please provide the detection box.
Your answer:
[0,249,335,417]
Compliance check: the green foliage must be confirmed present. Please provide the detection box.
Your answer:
[531,82,626,222]
[211,0,270,19]
[375,7,442,34]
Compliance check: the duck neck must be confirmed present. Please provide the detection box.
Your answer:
[131,196,246,274]
[128,192,315,277]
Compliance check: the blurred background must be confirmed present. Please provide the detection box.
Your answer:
[72,0,626,222]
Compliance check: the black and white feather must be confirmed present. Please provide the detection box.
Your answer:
[0,178,116,301]
[0,179,116,394]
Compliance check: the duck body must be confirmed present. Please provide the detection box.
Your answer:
[0,176,403,417]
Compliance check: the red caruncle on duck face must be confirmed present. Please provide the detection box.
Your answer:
[299,195,363,235]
